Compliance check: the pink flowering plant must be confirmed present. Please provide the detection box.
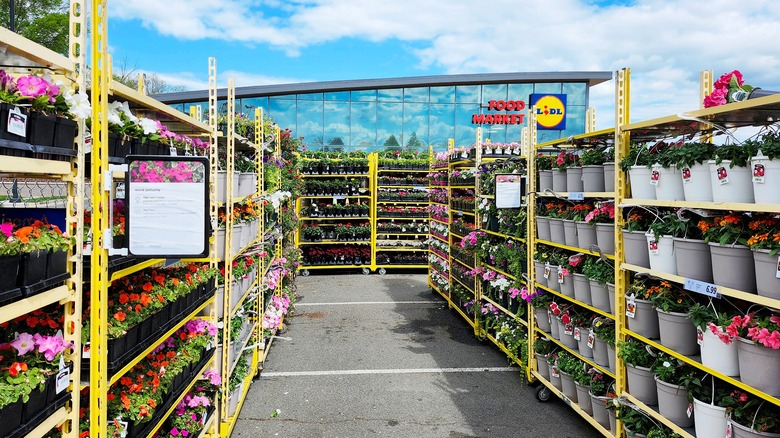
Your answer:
[584,203,615,225]
[723,310,780,350]
[0,331,72,370]
[164,390,214,437]
[703,70,754,108]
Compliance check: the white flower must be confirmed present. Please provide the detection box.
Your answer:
[662,361,671,368]
[138,117,160,136]
[108,101,139,124]
[63,90,91,119]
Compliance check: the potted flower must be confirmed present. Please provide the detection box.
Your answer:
[556,350,583,402]
[746,214,780,300]
[620,142,659,200]
[622,209,653,268]
[723,310,780,397]
[625,278,660,339]
[709,141,760,203]
[589,371,616,432]
[723,388,780,437]
[573,367,594,415]
[687,302,740,376]
[646,280,699,356]
[617,338,658,405]
[584,202,615,254]
[0,222,22,301]
[689,376,733,437]
[617,406,655,437]
[581,257,614,314]
[747,130,780,204]
[592,318,615,372]
[579,147,608,192]
[552,151,578,192]
[652,354,698,427]
[703,70,755,108]
[525,288,552,332]
[698,213,756,293]
[536,154,555,191]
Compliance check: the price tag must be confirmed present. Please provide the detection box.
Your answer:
[650,167,660,186]
[567,192,585,201]
[648,239,659,255]
[726,421,733,438]
[543,263,551,280]
[547,310,553,325]
[753,163,766,183]
[573,327,581,341]
[687,402,693,418]
[82,344,90,359]
[683,278,721,298]
[626,294,637,319]
[587,329,595,349]
[557,268,564,284]
[7,106,27,137]
[776,256,780,279]
[716,166,730,185]
[697,327,704,345]
[115,417,129,438]
[564,323,573,336]
[169,146,178,156]
[551,365,560,378]
[333,196,346,201]
[682,167,692,184]
[56,367,70,394]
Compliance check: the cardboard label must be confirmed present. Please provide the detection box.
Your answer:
[551,365,560,378]
[56,367,70,394]
[776,256,780,279]
[626,294,636,319]
[564,323,573,336]
[716,166,730,185]
[547,310,553,325]
[587,329,595,349]
[682,167,692,184]
[753,163,766,183]
[650,168,660,186]
[697,327,704,345]
[7,106,26,137]
[557,268,564,284]
[687,402,693,418]
[573,327,581,341]
[543,263,551,280]
[648,239,659,255]
[726,421,733,438]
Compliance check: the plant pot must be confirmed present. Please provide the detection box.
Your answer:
[673,237,713,283]
[534,307,551,332]
[27,111,57,147]
[709,159,754,203]
[548,362,562,390]
[574,381,593,415]
[562,219,578,247]
[22,380,48,422]
[539,170,553,192]
[699,327,740,376]
[552,169,567,192]
[590,392,611,430]
[577,326,593,358]
[606,283,615,314]
[216,171,228,204]
[535,353,550,380]
[231,224,245,257]
[215,228,226,259]
[681,163,713,201]
[626,297,659,339]
[0,103,28,143]
[607,344,616,373]
[623,229,651,268]
[603,163,615,193]
[46,249,68,280]
[752,249,780,300]
[709,242,756,293]
[560,273,575,298]
[572,273,592,306]
[646,233,677,275]
[629,165,656,199]
[736,336,780,396]
[0,399,23,437]
[653,164,686,201]
[548,218,565,244]
[534,261,547,286]
[594,223,614,255]
[576,221,597,250]
[656,308,699,356]
[593,337,609,368]
[566,167,584,192]
[589,280,610,313]
[536,216,551,241]
[0,254,21,295]
[626,364,657,405]
[582,165,605,193]
[693,397,728,438]
[549,313,560,340]
[237,172,258,198]
[546,265,562,292]
[560,371,578,402]
[655,376,694,427]
[731,418,780,438]
[751,155,780,204]
[624,428,647,438]
[558,318,579,349]
[18,249,48,288]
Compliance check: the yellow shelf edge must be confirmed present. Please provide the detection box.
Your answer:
[0,27,74,71]
[298,241,371,245]
[375,264,428,268]
[482,228,525,242]
[298,265,372,270]
[110,81,210,133]
[451,275,476,294]
[450,301,477,328]
[23,405,69,438]
[535,282,616,320]
[478,263,518,281]
[536,128,616,149]
[0,155,73,176]
[620,198,780,213]
[430,234,450,245]
[480,295,526,324]
[375,247,427,252]
[110,258,165,282]
[223,366,258,437]
[0,285,70,325]
[228,323,258,377]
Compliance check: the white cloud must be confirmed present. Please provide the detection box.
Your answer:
[141,69,306,91]
[112,0,780,129]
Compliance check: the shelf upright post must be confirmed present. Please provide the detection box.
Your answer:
[613,68,631,435]
[585,107,596,133]
[474,127,483,305]
[370,152,378,272]
[89,0,111,435]
[700,69,714,144]
[446,138,454,305]
[525,106,539,383]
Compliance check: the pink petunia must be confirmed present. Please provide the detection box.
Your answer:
[10,333,35,356]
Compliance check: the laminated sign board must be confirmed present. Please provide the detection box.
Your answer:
[495,173,526,208]
[126,156,210,257]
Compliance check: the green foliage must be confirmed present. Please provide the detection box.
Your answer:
[659,141,716,169]
[533,338,555,356]
[593,318,615,348]
[0,0,68,55]
[616,407,654,435]
[581,257,614,284]
[616,339,655,368]
[686,302,732,331]
[651,353,700,395]
[713,141,760,168]
[229,354,250,393]
[579,148,608,166]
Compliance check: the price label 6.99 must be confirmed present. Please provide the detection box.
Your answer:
[683,278,720,298]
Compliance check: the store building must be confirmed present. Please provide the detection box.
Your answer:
[156,71,612,151]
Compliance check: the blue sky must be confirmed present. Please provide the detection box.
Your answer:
[107,0,780,130]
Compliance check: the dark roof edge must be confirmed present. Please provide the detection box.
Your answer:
[154,71,613,103]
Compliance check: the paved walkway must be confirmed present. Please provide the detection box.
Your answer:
[234,273,600,438]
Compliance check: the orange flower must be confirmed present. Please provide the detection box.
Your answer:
[114,311,126,322]
[774,232,780,242]
[747,233,768,246]
[697,220,711,233]
[15,226,32,243]
[719,215,741,226]
[147,399,157,408]
[172,278,179,286]
[119,293,129,305]
[142,282,153,292]
[120,376,133,386]
[154,274,165,285]
[121,392,131,409]
[140,293,152,307]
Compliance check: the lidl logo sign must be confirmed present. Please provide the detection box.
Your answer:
[529,94,567,130]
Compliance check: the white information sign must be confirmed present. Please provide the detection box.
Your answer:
[495,174,524,208]
[127,157,209,257]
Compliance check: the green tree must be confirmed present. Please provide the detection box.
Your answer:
[406,131,424,151]
[0,0,68,55]
[383,134,401,151]
[112,57,187,94]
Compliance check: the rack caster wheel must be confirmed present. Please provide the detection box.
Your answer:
[536,386,552,403]
[362,268,370,275]
[302,270,310,276]
[378,268,387,276]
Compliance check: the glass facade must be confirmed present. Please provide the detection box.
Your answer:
[168,81,591,151]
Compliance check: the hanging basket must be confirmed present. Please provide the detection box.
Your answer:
[626,364,657,405]
[752,249,780,300]
[536,216,551,241]
[623,229,651,268]
[708,159,755,203]
[673,237,713,283]
[560,371,578,402]
[538,170,553,192]
[656,308,699,356]
[646,233,677,275]
[552,169,567,192]
[566,167,584,192]
[655,376,694,427]
[562,219,578,247]
[626,297,659,339]
[653,165,686,201]
[693,397,728,438]
[700,327,740,376]
[603,163,616,193]
[576,221,597,250]
[736,337,780,396]
[709,243,756,293]
[629,166,656,199]
[682,163,713,202]
[582,165,605,192]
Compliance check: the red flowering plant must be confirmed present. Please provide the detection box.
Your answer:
[722,388,780,434]
[703,70,754,108]
[554,150,579,171]
[723,310,780,350]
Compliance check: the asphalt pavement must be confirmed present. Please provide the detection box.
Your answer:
[233,272,601,438]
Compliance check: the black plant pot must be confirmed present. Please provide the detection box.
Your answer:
[22,381,49,422]
[0,254,21,294]
[0,399,23,437]
[107,335,128,365]
[26,112,57,147]
[0,103,28,143]
[46,249,68,280]
[54,117,78,150]
[18,249,48,289]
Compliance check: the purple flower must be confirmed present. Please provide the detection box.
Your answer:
[10,333,35,356]
[0,222,12,238]
[170,427,180,436]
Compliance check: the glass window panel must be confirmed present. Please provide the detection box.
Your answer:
[239,97,269,118]
[506,123,523,145]
[404,87,429,103]
[456,85,480,103]
[269,99,296,137]
[377,88,403,102]
[429,104,454,152]
[508,83,534,104]
[482,124,507,144]
[297,92,323,101]
[377,102,403,150]
[324,101,350,148]
[270,94,296,100]
[324,91,350,101]
[455,103,478,147]
[562,82,587,106]
[297,100,323,148]
[403,103,428,152]
[562,105,587,137]
[533,82,563,94]
[481,84,507,102]
[351,90,376,101]
[430,86,455,104]
[537,130,561,144]
[351,102,377,149]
